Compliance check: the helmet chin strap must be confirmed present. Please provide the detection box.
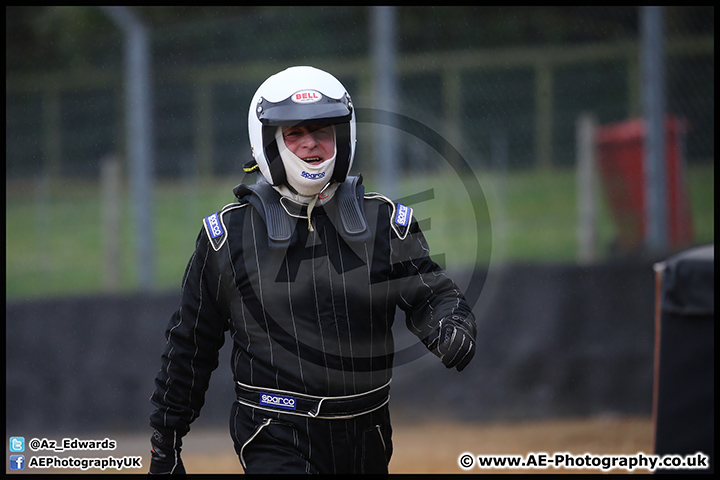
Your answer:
[273,126,339,231]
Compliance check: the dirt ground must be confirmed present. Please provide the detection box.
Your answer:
[12,416,654,474]
[181,415,655,475]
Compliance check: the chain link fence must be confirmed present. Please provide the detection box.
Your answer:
[6,6,714,298]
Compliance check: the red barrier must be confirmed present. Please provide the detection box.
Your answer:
[595,117,693,253]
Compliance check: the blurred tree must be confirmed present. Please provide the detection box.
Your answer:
[6,6,260,73]
[7,6,713,74]
[7,6,112,71]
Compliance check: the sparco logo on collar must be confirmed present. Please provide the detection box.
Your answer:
[291,90,322,104]
[260,393,297,410]
[301,171,326,180]
[204,213,224,239]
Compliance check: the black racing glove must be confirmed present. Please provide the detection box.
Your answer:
[149,428,186,475]
[426,314,476,372]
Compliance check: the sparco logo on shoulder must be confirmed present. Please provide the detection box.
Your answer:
[395,203,410,227]
[291,90,322,104]
[205,213,224,239]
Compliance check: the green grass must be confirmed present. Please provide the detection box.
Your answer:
[6,163,714,301]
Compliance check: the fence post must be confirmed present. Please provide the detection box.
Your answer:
[371,6,399,200]
[535,62,554,170]
[101,155,122,290]
[101,6,156,290]
[641,6,668,255]
[576,112,598,264]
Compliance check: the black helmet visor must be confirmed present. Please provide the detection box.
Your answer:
[256,92,352,127]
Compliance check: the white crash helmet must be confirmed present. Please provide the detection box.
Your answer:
[248,66,356,188]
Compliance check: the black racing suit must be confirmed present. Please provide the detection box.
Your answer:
[150,177,475,474]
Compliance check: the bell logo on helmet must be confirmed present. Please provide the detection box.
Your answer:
[292,90,323,104]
